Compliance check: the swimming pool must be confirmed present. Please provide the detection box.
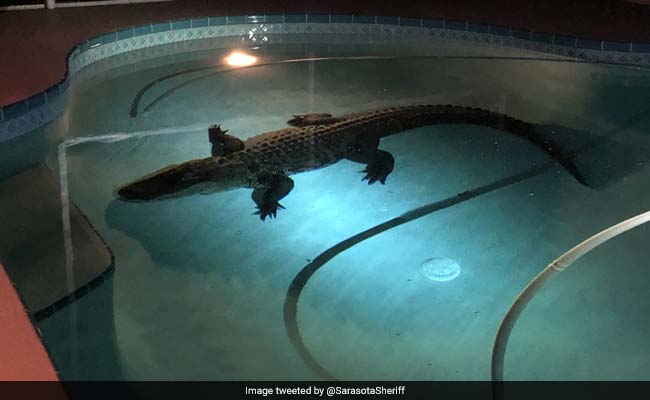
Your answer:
[2,15,650,381]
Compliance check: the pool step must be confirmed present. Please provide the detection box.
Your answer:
[0,163,113,321]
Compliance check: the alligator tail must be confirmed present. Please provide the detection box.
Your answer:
[383,105,590,188]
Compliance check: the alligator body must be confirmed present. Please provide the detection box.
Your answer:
[116,104,586,220]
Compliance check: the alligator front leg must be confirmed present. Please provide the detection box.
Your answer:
[209,124,245,157]
[346,134,395,184]
[251,174,295,220]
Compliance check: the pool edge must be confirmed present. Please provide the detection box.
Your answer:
[1,13,650,142]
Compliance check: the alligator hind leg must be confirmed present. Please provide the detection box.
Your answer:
[346,133,395,184]
[251,174,295,220]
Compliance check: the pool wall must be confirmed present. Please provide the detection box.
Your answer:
[1,13,650,143]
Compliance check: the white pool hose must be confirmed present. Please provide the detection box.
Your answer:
[492,209,650,385]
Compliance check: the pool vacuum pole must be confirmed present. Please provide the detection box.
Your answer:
[491,209,650,397]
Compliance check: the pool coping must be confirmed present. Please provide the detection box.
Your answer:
[1,12,650,143]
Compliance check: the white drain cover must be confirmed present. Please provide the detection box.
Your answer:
[419,257,461,282]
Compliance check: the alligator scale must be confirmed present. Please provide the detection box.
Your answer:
[117,104,586,220]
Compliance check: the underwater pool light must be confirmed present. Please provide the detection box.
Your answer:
[224,51,257,67]
[419,257,461,282]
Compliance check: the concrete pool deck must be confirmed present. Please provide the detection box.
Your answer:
[1,0,650,107]
[0,263,60,381]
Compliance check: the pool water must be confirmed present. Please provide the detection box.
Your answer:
[3,36,650,381]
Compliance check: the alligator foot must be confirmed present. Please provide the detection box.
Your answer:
[251,174,294,221]
[361,150,395,185]
[344,132,394,184]
[254,201,285,220]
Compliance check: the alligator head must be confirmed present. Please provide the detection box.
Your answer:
[116,156,248,202]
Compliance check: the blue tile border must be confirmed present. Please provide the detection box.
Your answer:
[152,21,172,32]
[116,28,134,40]
[191,17,209,27]
[603,41,629,52]
[377,16,399,25]
[512,29,532,40]
[554,34,576,47]
[3,12,650,142]
[330,14,353,23]
[307,14,330,23]
[246,15,265,24]
[171,19,191,30]
[284,13,306,23]
[400,17,421,27]
[632,43,650,53]
[446,20,467,31]
[422,18,444,28]
[59,79,69,93]
[3,101,28,120]
[531,32,554,44]
[490,25,511,36]
[101,32,118,44]
[44,85,61,100]
[79,36,104,52]
[264,14,284,23]
[25,93,46,110]
[226,15,246,24]
[208,16,226,26]
[468,23,490,33]
[352,15,374,24]
[577,38,602,50]
[133,24,153,36]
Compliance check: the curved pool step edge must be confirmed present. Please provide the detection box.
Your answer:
[32,165,117,322]
[31,252,116,322]
[0,163,116,323]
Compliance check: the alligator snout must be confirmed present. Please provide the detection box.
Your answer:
[116,182,158,202]
[116,166,193,202]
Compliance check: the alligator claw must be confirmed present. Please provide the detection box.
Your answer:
[360,151,394,185]
[254,202,285,221]
[361,166,389,185]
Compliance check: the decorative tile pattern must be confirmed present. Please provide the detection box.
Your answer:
[0,95,66,142]
[3,13,650,143]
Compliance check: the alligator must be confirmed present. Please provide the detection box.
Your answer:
[116,104,587,220]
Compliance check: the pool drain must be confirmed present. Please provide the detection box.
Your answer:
[419,257,461,282]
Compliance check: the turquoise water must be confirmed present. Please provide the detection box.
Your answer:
[3,37,650,380]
